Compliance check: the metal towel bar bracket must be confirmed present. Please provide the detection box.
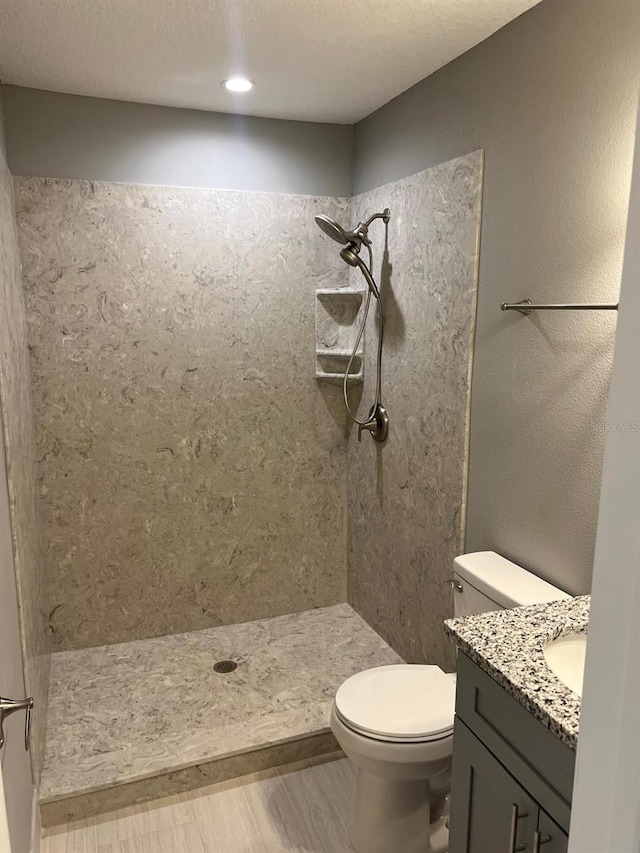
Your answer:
[501,298,619,315]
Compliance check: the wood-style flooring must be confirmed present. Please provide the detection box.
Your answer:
[42,756,354,853]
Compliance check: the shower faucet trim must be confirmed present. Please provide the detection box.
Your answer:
[314,208,390,444]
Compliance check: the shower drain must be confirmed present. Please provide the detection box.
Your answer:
[214,660,238,674]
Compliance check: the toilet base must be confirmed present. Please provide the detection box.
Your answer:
[330,706,452,853]
[348,768,448,853]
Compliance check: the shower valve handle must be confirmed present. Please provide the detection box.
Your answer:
[358,418,377,442]
[357,404,389,443]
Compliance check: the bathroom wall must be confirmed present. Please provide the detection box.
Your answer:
[348,151,483,668]
[2,87,353,197]
[354,0,640,594]
[0,92,49,777]
[3,0,640,656]
[15,177,350,650]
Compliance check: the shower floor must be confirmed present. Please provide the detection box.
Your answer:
[40,604,402,825]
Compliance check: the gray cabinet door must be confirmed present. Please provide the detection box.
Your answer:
[449,718,539,853]
[536,810,568,853]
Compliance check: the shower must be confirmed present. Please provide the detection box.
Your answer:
[315,208,390,443]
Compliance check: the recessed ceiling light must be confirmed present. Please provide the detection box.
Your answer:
[222,77,255,93]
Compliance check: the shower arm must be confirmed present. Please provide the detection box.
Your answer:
[363,210,391,229]
[356,210,391,244]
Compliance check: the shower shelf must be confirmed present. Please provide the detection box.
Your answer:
[315,288,366,385]
[315,287,365,297]
[316,347,361,357]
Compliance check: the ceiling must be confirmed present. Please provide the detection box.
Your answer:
[0,0,542,124]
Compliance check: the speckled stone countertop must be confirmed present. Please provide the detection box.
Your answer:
[445,596,590,750]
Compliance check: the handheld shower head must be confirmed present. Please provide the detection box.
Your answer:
[340,243,362,267]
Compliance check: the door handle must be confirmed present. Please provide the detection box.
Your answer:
[532,829,552,852]
[508,803,528,852]
[0,696,33,751]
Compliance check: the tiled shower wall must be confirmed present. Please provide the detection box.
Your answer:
[348,151,484,669]
[14,153,482,660]
[0,116,49,775]
[15,179,350,650]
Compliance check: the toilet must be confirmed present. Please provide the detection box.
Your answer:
[331,551,571,853]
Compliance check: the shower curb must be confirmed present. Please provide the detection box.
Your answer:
[40,730,340,826]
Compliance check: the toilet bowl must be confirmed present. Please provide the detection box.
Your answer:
[332,551,572,852]
[330,664,455,853]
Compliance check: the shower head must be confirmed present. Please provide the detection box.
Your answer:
[314,214,350,245]
[315,214,365,267]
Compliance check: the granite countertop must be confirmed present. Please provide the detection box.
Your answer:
[444,596,590,750]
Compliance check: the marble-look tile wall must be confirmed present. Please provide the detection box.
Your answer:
[0,126,49,775]
[15,178,350,650]
[347,151,483,669]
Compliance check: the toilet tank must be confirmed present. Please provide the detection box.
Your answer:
[452,551,570,618]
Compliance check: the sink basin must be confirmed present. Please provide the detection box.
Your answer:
[543,634,587,698]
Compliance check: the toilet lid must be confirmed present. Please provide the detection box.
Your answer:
[335,665,455,742]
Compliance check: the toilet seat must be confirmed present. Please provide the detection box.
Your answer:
[335,665,455,743]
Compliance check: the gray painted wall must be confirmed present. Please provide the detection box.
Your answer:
[354,0,640,594]
[2,86,353,197]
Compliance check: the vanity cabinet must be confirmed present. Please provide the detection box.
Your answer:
[449,654,575,853]
[451,720,568,852]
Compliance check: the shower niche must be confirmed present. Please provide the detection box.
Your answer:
[315,287,365,384]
